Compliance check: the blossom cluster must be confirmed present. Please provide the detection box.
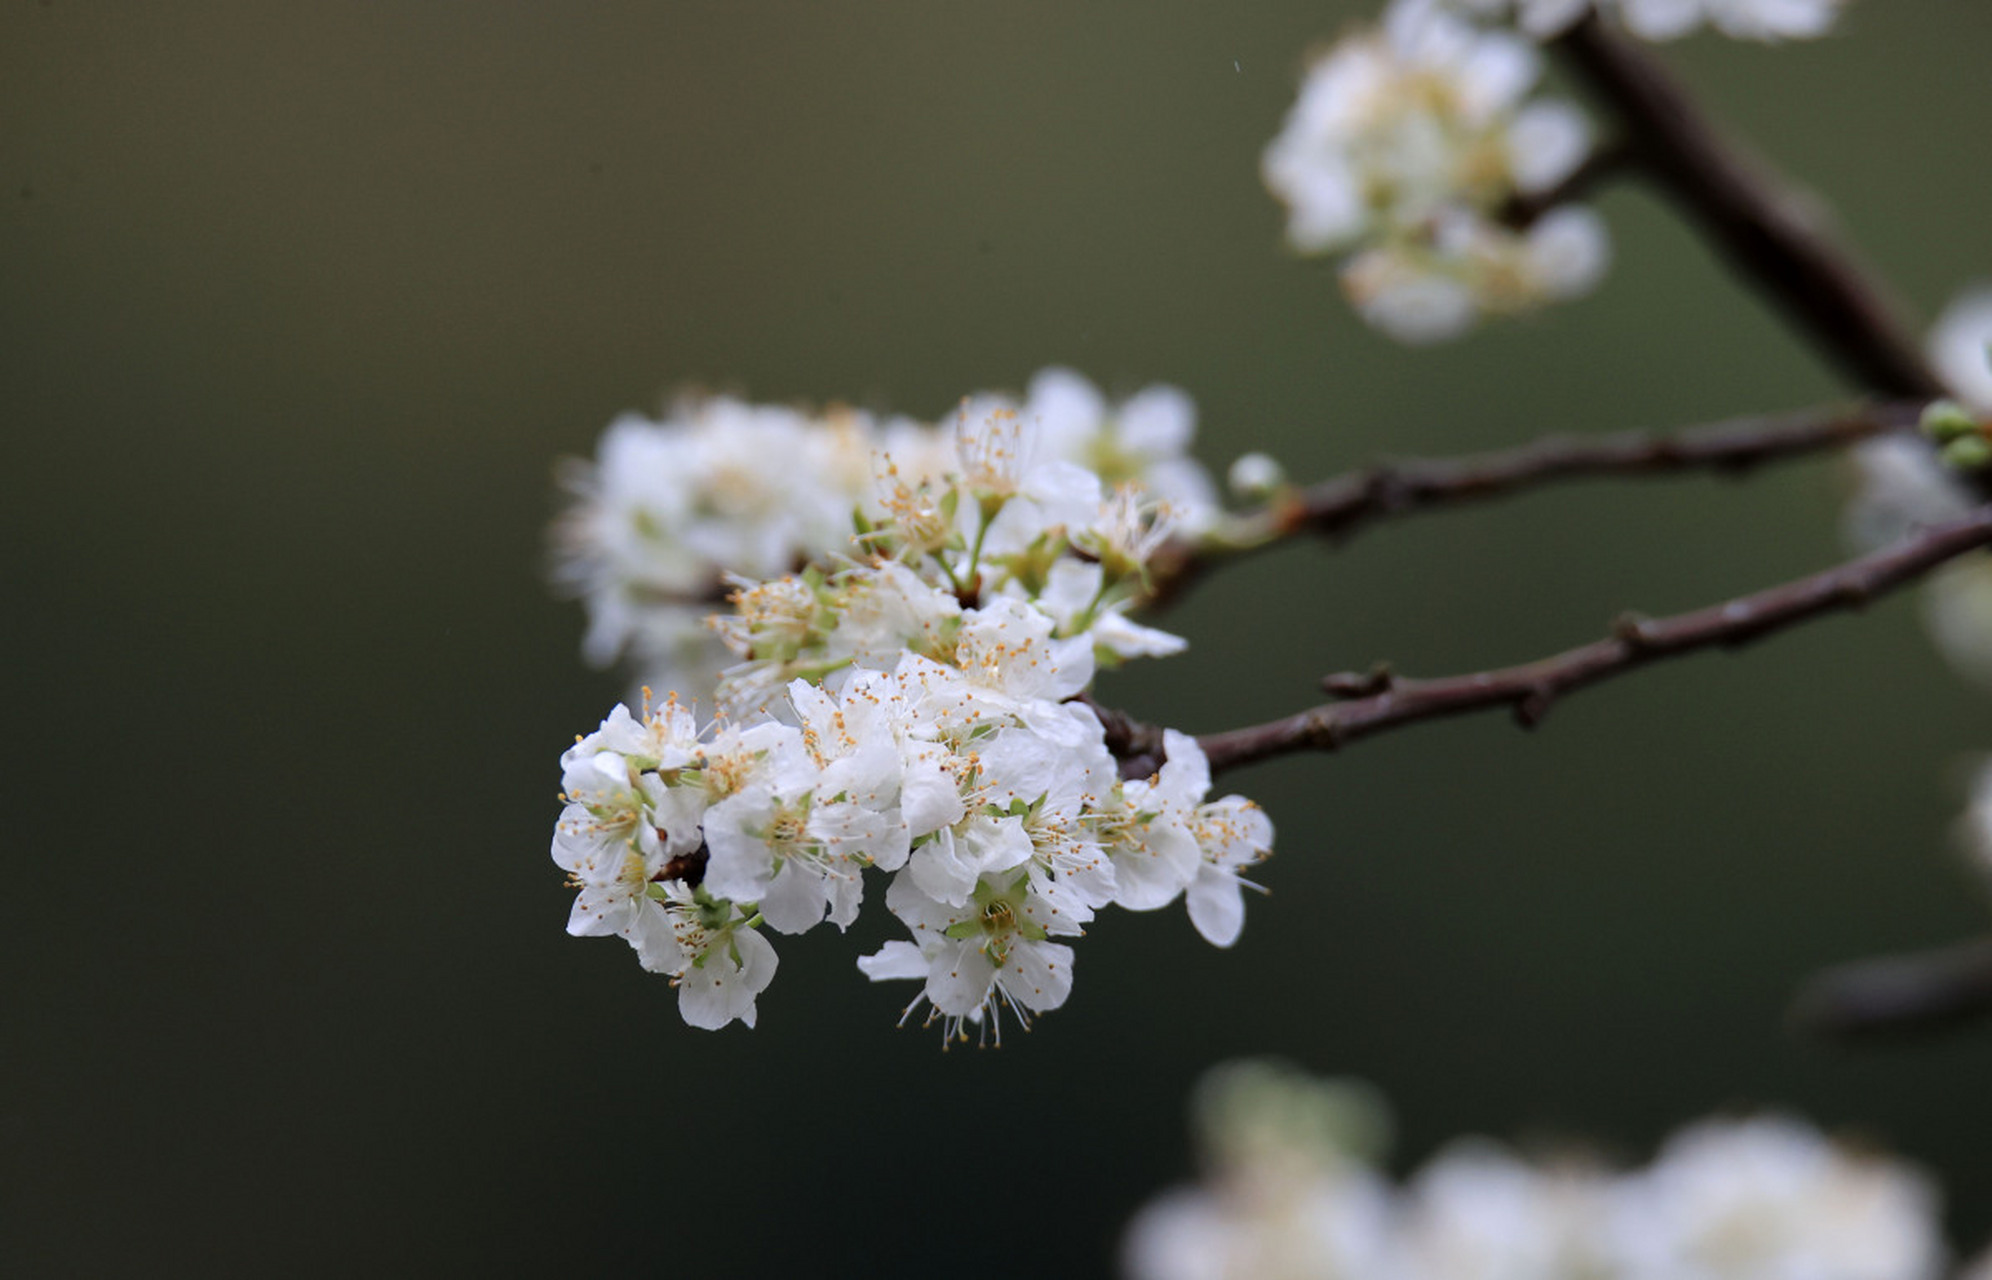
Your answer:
[1262,0,1608,343]
[552,391,1273,1037]
[1266,0,1852,344]
[553,368,1223,706]
[1448,0,1847,42]
[1122,1061,1956,1280]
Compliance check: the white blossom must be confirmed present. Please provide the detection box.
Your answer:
[640,882,781,1030]
[1263,0,1607,341]
[1605,1115,1945,1280]
[1396,1142,1620,1280]
[1445,0,1845,40]
[1954,758,1992,897]
[552,373,1274,1037]
[1929,287,1992,417]
[1126,1069,1953,1280]
[1122,1062,1399,1280]
[859,867,1082,1044]
[1841,299,1992,690]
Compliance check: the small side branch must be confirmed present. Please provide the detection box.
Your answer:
[1144,400,1922,605]
[1499,138,1634,228]
[1553,16,1943,401]
[1789,937,1992,1041]
[1105,507,1992,778]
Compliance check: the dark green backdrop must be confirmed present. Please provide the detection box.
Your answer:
[7,2,1992,1274]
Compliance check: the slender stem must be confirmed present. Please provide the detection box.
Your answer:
[1100,506,1992,779]
[1789,936,1992,1040]
[1553,15,1942,401]
[1499,137,1634,228]
[1144,400,1923,606]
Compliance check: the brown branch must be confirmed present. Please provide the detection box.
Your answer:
[1143,400,1923,606]
[1553,15,1943,402]
[1499,137,1634,228]
[1788,936,1992,1041]
[1104,506,1992,779]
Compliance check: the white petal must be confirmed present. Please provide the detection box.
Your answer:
[857,939,930,982]
[927,939,997,1016]
[1003,940,1076,1013]
[757,859,827,935]
[1187,868,1247,948]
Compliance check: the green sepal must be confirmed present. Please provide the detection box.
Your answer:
[1943,434,1992,471]
[1922,400,1980,443]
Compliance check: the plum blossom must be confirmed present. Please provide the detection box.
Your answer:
[552,388,1276,1037]
[553,371,1251,708]
[1448,0,1846,41]
[858,868,1080,1045]
[1606,1116,1945,1280]
[1263,0,1607,341]
[1124,1065,1951,1280]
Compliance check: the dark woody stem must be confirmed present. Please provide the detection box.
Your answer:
[1143,399,1925,607]
[1100,506,1992,780]
[1552,14,1943,401]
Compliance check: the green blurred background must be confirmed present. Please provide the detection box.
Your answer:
[6,1,1992,1273]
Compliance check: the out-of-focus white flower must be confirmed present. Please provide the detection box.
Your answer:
[1126,1069,1954,1280]
[1340,205,1610,343]
[1841,299,1992,691]
[1446,0,1845,41]
[1122,1062,1398,1280]
[1698,0,1845,41]
[1264,0,1606,341]
[1606,1115,1945,1280]
[1843,436,1974,553]
[1397,1142,1619,1280]
[1929,288,1992,417]
[1951,758,1992,893]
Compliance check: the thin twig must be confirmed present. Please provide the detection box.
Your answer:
[1553,15,1942,401]
[1499,137,1634,228]
[1789,936,1992,1040]
[1143,400,1923,606]
[1104,507,1992,779]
